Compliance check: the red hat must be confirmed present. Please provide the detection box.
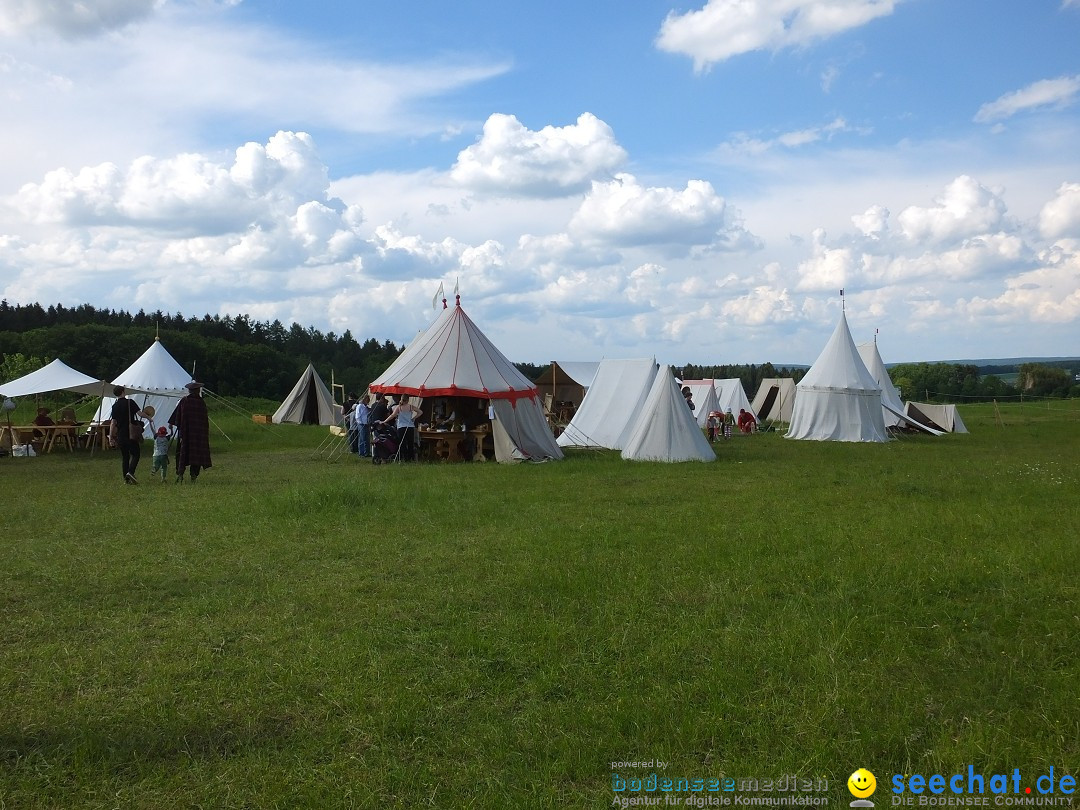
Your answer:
[157,427,168,436]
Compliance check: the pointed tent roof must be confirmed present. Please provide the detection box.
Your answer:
[0,358,110,398]
[857,340,905,427]
[786,311,887,442]
[369,296,537,402]
[113,338,193,395]
[273,363,340,425]
[714,378,756,420]
[622,366,716,463]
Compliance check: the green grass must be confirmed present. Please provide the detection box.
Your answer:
[1,399,1078,808]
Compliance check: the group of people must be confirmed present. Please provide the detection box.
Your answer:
[705,408,758,441]
[343,391,423,462]
[109,381,212,485]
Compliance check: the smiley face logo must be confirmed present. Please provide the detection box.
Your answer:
[848,769,877,799]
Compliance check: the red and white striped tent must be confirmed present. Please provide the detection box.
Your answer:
[369,296,562,462]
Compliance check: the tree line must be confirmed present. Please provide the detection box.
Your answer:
[1,301,1075,402]
[0,301,403,400]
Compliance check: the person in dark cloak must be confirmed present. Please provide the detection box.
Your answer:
[168,380,212,483]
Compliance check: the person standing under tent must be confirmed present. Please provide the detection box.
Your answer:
[168,381,212,483]
[381,394,422,462]
[353,394,371,458]
[343,392,359,454]
[109,386,142,485]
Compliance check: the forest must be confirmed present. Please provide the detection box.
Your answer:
[1,301,1075,402]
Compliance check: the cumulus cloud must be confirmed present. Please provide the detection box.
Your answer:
[720,284,800,325]
[656,0,898,72]
[568,173,758,252]
[896,175,1009,246]
[1038,182,1080,239]
[449,113,627,197]
[0,0,158,38]
[974,75,1080,123]
[15,131,334,235]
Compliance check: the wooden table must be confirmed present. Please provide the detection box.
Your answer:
[1,424,90,454]
[418,428,493,462]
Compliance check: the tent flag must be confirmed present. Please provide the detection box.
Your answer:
[432,282,444,310]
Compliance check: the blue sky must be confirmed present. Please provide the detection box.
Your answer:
[1,0,1078,366]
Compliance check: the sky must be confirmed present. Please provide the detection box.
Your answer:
[1,0,1078,366]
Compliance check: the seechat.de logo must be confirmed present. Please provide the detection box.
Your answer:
[849,769,878,808]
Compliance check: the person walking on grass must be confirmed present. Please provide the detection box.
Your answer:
[152,426,172,483]
[109,385,142,485]
[168,381,212,483]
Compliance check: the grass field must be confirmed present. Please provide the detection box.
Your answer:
[1,398,1077,808]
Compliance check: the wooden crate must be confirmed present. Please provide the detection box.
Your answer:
[252,414,273,424]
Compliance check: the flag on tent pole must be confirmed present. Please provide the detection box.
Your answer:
[432,281,444,310]
[454,277,460,296]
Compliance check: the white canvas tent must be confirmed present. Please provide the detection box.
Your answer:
[369,296,562,462]
[678,380,721,427]
[904,401,969,433]
[0,358,110,398]
[622,366,716,463]
[533,361,600,406]
[713,378,756,421]
[857,341,906,428]
[752,377,797,424]
[557,358,658,449]
[273,363,341,425]
[92,339,194,437]
[786,311,887,442]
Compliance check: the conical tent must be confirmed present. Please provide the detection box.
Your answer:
[273,363,340,425]
[369,297,562,462]
[714,379,756,420]
[92,339,194,437]
[786,312,887,442]
[857,341,906,427]
[678,379,721,427]
[556,358,658,449]
[622,366,716,463]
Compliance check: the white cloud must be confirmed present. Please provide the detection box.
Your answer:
[974,75,1080,123]
[720,284,800,325]
[656,0,898,72]
[1038,182,1080,239]
[896,175,1009,246]
[568,173,758,251]
[716,117,859,156]
[449,113,627,198]
[0,0,158,38]
[851,204,889,239]
[14,132,333,234]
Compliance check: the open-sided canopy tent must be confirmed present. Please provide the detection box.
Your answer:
[622,366,715,463]
[556,358,658,450]
[751,377,797,423]
[714,378,756,420]
[369,296,562,462]
[0,358,110,398]
[786,311,887,442]
[272,363,341,425]
[904,401,969,433]
[857,341,906,428]
[92,339,194,437]
[677,379,721,427]
[532,361,600,407]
